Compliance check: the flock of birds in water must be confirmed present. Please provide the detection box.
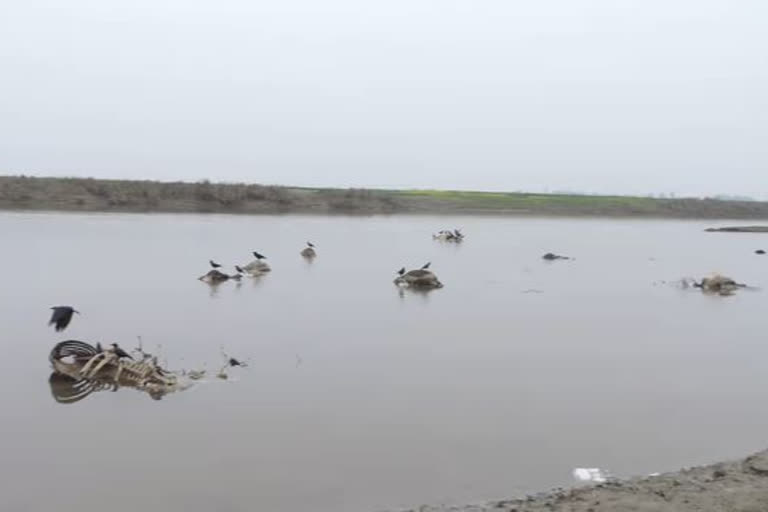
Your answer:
[49,221,753,336]
[44,229,471,391]
[196,232,469,289]
[46,225,761,399]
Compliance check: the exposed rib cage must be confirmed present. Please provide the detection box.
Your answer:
[49,340,100,363]
[49,340,191,402]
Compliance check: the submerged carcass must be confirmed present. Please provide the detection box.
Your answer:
[693,274,747,296]
[241,259,271,276]
[393,266,444,289]
[433,229,465,242]
[542,252,571,261]
[300,242,317,259]
[198,269,233,283]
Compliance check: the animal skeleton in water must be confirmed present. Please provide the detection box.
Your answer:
[50,340,177,388]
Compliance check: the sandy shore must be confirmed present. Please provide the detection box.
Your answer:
[394,449,768,512]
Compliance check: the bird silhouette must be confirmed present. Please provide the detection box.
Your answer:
[48,306,79,332]
[397,267,406,276]
[307,241,315,248]
[421,262,431,270]
[235,265,245,274]
[209,260,222,269]
[110,343,133,360]
[228,357,247,367]
[252,251,267,260]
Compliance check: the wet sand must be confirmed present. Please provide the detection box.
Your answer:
[396,449,768,512]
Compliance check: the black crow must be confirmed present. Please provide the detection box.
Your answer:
[49,306,79,332]
[252,251,267,260]
[110,343,133,360]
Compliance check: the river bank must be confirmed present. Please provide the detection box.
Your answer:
[706,226,768,233]
[3,175,768,218]
[394,449,768,512]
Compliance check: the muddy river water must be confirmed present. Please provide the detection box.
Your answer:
[2,212,767,512]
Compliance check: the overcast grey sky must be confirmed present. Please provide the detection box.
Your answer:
[1,0,765,196]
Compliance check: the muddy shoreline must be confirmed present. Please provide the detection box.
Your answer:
[393,449,768,512]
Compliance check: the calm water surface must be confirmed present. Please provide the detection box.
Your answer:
[2,212,768,512]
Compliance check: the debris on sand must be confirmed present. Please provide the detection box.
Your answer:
[393,449,768,512]
[572,467,611,483]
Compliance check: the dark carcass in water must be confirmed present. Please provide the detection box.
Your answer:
[542,252,571,261]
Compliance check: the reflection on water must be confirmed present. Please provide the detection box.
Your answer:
[205,280,223,298]
[202,274,264,297]
[48,371,170,402]
[3,213,768,512]
[48,372,114,404]
[397,286,435,302]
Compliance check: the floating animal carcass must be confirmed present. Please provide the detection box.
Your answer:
[241,251,271,275]
[48,340,192,402]
[542,252,571,261]
[693,274,746,296]
[433,229,465,242]
[394,266,444,289]
[241,260,271,275]
[300,242,317,259]
[199,269,233,283]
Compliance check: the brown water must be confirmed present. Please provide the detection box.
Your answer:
[2,212,768,512]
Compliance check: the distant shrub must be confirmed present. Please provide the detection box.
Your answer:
[194,180,217,202]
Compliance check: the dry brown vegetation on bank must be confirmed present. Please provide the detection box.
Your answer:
[0,176,401,214]
[2,175,768,218]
